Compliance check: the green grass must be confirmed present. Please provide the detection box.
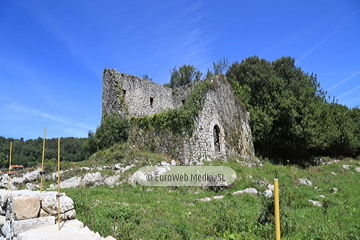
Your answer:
[63,155,360,240]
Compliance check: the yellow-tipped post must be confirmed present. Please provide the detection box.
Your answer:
[7,142,12,191]
[57,138,61,231]
[40,127,46,193]
[274,179,281,240]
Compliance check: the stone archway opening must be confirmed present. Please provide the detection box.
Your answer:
[213,124,220,152]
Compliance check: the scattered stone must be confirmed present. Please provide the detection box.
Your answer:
[355,167,360,173]
[342,165,351,170]
[253,180,274,191]
[115,164,135,173]
[23,169,41,182]
[298,179,313,186]
[161,161,170,166]
[197,195,224,202]
[308,200,322,207]
[171,160,177,166]
[103,236,117,240]
[11,177,25,185]
[81,172,104,186]
[25,183,39,191]
[233,188,258,195]
[104,175,120,186]
[318,195,325,198]
[263,190,273,198]
[331,188,338,194]
[331,172,337,176]
[236,160,256,168]
[55,177,81,189]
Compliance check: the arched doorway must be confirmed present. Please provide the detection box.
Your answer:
[213,124,220,152]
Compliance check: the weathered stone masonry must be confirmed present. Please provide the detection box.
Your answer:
[102,69,255,164]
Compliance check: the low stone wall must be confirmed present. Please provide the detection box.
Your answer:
[0,190,75,240]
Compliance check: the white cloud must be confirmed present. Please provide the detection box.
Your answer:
[5,102,94,130]
[338,84,360,99]
[296,9,359,64]
[327,70,360,91]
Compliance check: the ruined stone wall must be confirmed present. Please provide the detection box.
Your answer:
[102,69,255,164]
[171,81,199,109]
[183,75,254,164]
[102,69,174,119]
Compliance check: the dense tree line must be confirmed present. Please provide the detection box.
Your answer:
[227,56,360,162]
[0,136,88,168]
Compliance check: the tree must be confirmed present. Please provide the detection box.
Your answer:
[169,65,202,89]
[213,57,229,75]
[226,55,334,162]
[142,74,152,81]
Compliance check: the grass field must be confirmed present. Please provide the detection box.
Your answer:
[60,150,360,240]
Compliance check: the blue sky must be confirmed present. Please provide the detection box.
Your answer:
[0,0,359,140]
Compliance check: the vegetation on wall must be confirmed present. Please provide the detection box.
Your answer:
[130,79,212,137]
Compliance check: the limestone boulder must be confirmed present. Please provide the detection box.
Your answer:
[233,188,258,195]
[41,194,75,215]
[342,165,351,170]
[308,199,322,207]
[11,177,25,185]
[0,193,9,208]
[23,169,41,182]
[81,172,104,186]
[12,196,40,220]
[104,175,120,186]
[40,209,50,217]
[1,220,12,239]
[60,177,81,189]
[61,209,76,220]
[13,216,55,236]
[297,179,313,186]
[263,190,273,198]
[25,183,39,191]
[0,215,6,226]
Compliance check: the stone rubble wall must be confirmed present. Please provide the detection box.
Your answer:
[102,69,174,118]
[0,190,75,240]
[182,75,254,164]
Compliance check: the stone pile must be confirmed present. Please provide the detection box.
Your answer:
[0,189,75,239]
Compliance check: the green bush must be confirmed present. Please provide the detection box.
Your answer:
[83,115,129,154]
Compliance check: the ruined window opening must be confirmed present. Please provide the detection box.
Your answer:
[213,125,220,152]
[123,90,126,96]
[182,99,185,105]
[150,97,154,107]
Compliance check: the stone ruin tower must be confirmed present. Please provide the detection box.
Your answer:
[102,68,255,164]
